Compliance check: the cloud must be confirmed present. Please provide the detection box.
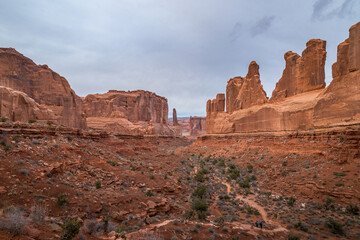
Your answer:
[229,22,242,42]
[250,16,275,37]
[312,0,333,20]
[312,0,360,20]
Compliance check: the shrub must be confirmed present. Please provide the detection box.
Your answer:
[1,117,7,122]
[150,174,155,179]
[324,197,334,209]
[287,233,301,240]
[192,185,206,199]
[192,200,208,220]
[28,119,36,123]
[183,210,195,220]
[0,207,29,235]
[238,179,250,188]
[333,172,346,177]
[146,190,154,197]
[57,194,68,206]
[107,160,118,166]
[61,219,80,240]
[214,216,225,225]
[218,159,225,167]
[30,204,48,223]
[227,167,240,180]
[46,121,53,126]
[95,180,101,189]
[346,204,359,215]
[246,206,259,215]
[287,197,296,207]
[194,172,205,182]
[325,218,344,235]
[247,164,253,173]
[294,220,308,232]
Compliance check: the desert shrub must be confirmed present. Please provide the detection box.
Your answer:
[324,196,334,209]
[218,159,225,167]
[46,121,53,126]
[0,207,28,235]
[247,164,253,173]
[287,233,301,240]
[107,160,117,166]
[143,232,164,240]
[214,216,225,225]
[19,169,29,176]
[325,218,344,235]
[246,206,259,215]
[294,220,308,232]
[192,200,208,220]
[287,197,296,207]
[95,180,101,189]
[116,223,127,233]
[28,119,36,123]
[30,204,48,223]
[346,204,359,215]
[238,179,250,188]
[227,167,240,180]
[194,172,205,182]
[61,219,80,240]
[146,190,154,197]
[150,174,155,179]
[1,117,7,122]
[192,185,206,199]
[333,172,346,177]
[219,195,230,201]
[57,194,68,206]
[183,210,195,220]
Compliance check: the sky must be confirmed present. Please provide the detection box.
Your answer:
[0,0,359,117]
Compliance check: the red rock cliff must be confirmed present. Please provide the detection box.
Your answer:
[83,90,175,135]
[206,22,360,134]
[226,61,268,113]
[271,39,326,101]
[0,48,86,128]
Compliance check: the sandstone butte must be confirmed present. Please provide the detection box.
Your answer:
[206,21,360,134]
[83,90,176,136]
[0,48,179,136]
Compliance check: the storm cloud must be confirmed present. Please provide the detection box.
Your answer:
[0,0,359,117]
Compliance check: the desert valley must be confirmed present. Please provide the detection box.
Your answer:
[0,13,359,240]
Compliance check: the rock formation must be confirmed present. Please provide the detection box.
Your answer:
[271,39,327,101]
[226,61,268,113]
[189,116,206,136]
[0,48,86,128]
[83,90,175,135]
[0,86,55,122]
[206,93,225,114]
[173,108,179,125]
[206,22,360,134]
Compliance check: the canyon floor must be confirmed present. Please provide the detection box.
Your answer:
[0,122,359,240]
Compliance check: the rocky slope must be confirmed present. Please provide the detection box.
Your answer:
[206,22,360,134]
[0,48,86,128]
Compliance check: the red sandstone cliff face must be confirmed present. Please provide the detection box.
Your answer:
[83,90,175,135]
[0,48,86,128]
[189,116,206,136]
[226,61,268,113]
[0,86,55,122]
[271,39,326,101]
[206,22,360,134]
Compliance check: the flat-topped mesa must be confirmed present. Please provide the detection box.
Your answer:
[206,93,225,115]
[83,90,168,124]
[271,39,327,101]
[226,61,268,113]
[0,48,86,128]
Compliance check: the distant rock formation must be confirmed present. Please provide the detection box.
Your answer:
[173,108,179,126]
[207,93,225,114]
[83,90,176,135]
[271,39,326,101]
[206,22,360,134]
[226,61,268,113]
[0,48,86,128]
[190,116,206,136]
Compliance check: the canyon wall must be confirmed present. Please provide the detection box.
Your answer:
[189,116,206,136]
[83,90,176,136]
[0,48,86,128]
[206,22,360,134]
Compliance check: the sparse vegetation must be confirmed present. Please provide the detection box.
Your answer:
[1,117,7,122]
[146,190,154,197]
[287,197,296,207]
[192,185,207,199]
[30,204,48,223]
[346,204,359,215]
[61,218,80,240]
[57,194,68,206]
[287,233,301,240]
[107,160,118,166]
[95,180,102,189]
[28,119,36,123]
[0,207,28,236]
[325,218,344,235]
[333,172,346,177]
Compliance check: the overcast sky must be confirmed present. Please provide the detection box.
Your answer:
[0,0,359,117]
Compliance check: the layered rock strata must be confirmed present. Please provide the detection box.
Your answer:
[206,22,360,134]
[0,48,86,128]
